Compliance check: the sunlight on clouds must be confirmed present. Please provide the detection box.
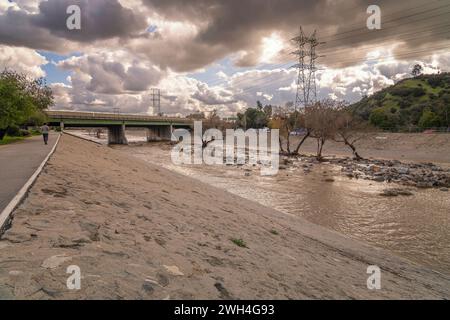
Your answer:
[0,45,47,77]
[259,33,283,64]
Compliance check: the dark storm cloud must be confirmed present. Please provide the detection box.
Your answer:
[34,0,147,42]
[142,0,450,70]
[1,0,449,71]
[0,0,147,50]
[0,8,61,50]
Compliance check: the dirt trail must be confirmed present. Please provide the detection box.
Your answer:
[0,134,449,299]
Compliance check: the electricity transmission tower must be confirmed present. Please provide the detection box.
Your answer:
[151,88,161,116]
[291,27,323,110]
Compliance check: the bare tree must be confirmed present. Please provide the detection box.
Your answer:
[270,103,311,155]
[333,109,369,160]
[304,100,339,160]
[190,110,233,148]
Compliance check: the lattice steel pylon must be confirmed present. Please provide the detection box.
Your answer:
[291,27,323,110]
[151,88,161,116]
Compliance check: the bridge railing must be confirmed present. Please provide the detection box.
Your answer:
[45,111,192,124]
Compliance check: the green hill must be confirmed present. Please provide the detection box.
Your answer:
[350,72,450,131]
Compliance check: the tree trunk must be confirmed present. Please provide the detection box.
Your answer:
[344,138,363,160]
[0,129,6,141]
[279,136,286,154]
[293,130,310,154]
[202,138,215,149]
[286,133,291,154]
[317,138,325,160]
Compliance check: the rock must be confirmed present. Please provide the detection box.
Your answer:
[142,282,155,294]
[79,222,100,241]
[2,231,32,243]
[440,187,449,192]
[52,236,91,248]
[380,188,414,197]
[279,165,288,170]
[371,165,381,172]
[416,182,433,189]
[163,265,184,276]
[324,178,335,182]
[214,282,232,299]
[373,176,385,182]
[41,254,72,269]
[396,167,410,174]
[157,273,170,287]
[244,172,251,177]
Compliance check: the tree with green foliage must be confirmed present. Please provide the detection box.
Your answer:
[0,70,53,140]
[350,72,450,130]
[418,108,441,129]
[237,101,271,129]
[411,64,423,77]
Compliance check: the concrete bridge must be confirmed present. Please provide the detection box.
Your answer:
[45,111,192,145]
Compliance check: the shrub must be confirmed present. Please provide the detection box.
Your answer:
[19,129,30,137]
[419,108,441,128]
[6,125,21,137]
[230,238,247,248]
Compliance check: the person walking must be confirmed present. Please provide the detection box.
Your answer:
[41,123,50,145]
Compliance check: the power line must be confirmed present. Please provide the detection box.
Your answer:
[231,44,450,97]
[322,3,450,41]
[321,10,450,47]
[206,9,450,91]
[210,20,450,93]
[316,0,445,38]
[183,2,450,108]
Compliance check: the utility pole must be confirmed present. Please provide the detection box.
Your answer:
[291,27,323,111]
[113,107,120,118]
[151,88,161,116]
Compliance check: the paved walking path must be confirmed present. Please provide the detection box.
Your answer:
[0,133,58,213]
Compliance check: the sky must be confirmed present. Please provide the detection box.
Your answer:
[0,0,449,116]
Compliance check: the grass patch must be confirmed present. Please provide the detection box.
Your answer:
[0,135,26,146]
[230,238,247,248]
[270,229,279,235]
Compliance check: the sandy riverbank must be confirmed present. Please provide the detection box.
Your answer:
[0,134,449,299]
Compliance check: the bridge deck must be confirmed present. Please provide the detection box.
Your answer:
[45,111,192,126]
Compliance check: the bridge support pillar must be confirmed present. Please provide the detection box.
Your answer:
[108,124,128,145]
[60,122,65,131]
[146,125,173,142]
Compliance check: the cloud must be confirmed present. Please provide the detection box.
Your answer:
[34,0,147,42]
[140,0,450,71]
[0,0,147,52]
[0,45,47,78]
[57,52,165,94]
[2,0,450,117]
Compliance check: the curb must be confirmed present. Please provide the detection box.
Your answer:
[0,133,62,235]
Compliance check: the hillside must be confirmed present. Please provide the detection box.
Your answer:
[350,72,450,131]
